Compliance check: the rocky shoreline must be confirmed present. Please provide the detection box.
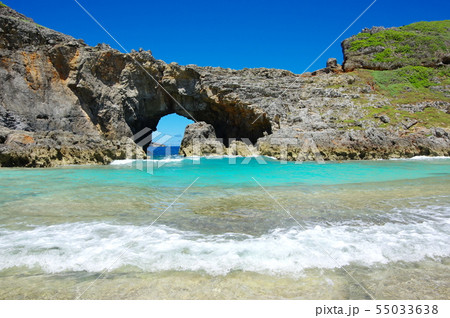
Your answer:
[0,4,449,167]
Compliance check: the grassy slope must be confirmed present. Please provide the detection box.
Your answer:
[351,66,450,129]
[343,20,450,129]
[348,20,450,65]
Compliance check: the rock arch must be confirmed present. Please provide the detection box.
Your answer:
[68,52,272,150]
[128,96,272,149]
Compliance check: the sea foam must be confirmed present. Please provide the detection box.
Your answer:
[388,156,450,161]
[0,217,448,276]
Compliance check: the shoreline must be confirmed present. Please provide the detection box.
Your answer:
[1,6,449,169]
[1,154,450,169]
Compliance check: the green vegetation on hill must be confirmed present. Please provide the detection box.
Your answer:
[348,20,450,66]
[372,66,450,93]
[364,104,450,129]
[353,66,450,103]
[0,2,7,7]
[350,66,450,128]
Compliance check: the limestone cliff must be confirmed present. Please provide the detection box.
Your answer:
[0,4,449,166]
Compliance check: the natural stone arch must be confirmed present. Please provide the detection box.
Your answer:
[131,102,272,149]
[63,49,272,151]
[113,63,273,149]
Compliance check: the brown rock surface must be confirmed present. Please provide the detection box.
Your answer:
[1,5,449,166]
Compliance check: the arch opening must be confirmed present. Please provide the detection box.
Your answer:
[143,113,194,157]
[154,113,194,147]
[124,91,272,152]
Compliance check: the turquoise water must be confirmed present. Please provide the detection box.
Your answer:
[0,156,449,299]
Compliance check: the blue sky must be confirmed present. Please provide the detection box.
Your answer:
[6,0,450,144]
[156,114,193,146]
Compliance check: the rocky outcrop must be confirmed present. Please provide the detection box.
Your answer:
[0,5,449,166]
[179,122,226,156]
[0,5,272,166]
[257,127,450,161]
[227,140,258,157]
[311,58,343,75]
[342,21,450,71]
[0,126,145,167]
[179,122,259,157]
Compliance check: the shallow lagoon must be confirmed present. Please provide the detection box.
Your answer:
[0,157,449,299]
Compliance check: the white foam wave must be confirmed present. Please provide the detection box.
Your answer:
[184,155,243,160]
[110,158,185,166]
[409,156,450,160]
[388,156,450,161]
[110,159,136,165]
[0,219,448,276]
[184,155,271,160]
[262,155,278,161]
[152,157,185,163]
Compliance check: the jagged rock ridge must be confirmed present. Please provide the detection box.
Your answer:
[0,4,449,166]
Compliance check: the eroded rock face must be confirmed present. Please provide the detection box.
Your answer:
[179,122,226,156]
[0,127,145,167]
[227,140,258,157]
[179,122,260,157]
[257,127,450,161]
[311,58,343,75]
[0,6,272,166]
[1,6,449,166]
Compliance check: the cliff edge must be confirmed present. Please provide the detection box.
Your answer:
[0,4,449,166]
